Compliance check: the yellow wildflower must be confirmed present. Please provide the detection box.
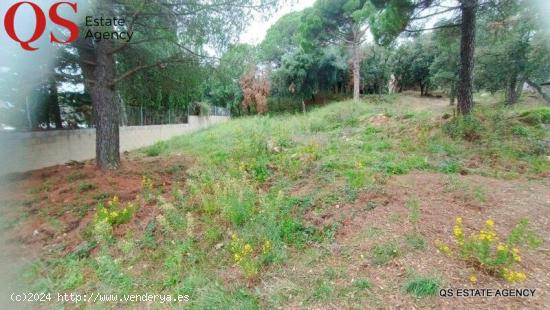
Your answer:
[453,226,462,238]
[502,268,527,282]
[231,234,239,241]
[485,219,495,229]
[469,274,477,284]
[456,217,463,225]
[514,272,526,281]
[233,253,241,263]
[262,240,272,254]
[478,230,497,242]
[435,240,452,256]
[512,248,521,262]
[244,244,253,254]
[497,243,508,252]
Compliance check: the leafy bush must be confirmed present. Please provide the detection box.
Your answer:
[437,217,541,282]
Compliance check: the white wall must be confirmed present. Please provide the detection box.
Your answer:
[0,116,229,175]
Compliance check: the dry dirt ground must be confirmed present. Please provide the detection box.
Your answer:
[0,154,191,261]
[259,172,550,309]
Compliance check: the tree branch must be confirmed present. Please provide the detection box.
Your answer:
[112,57,194,86]
[404,23,461,33]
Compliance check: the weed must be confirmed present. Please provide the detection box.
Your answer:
[405,233,426,250]
[95,254,134,292]
[444,116,483,141]
[143,141,168,156]
[352,278,371,290]
[309,280,333,302]
[78,182,96,192]
[364,201,377,211]
[404,275,440,298]
[370,241,399,266]
[406,197,421,227]
[229,234,272,280]
[142,175,155,203]
[206,226,223,245]
[94,196,136,226]
[438,159,461,174]
[67,172,88,182]
[511,126,529,137]
[438,217,541,282]
[518,107,550,125]
[363,226,383,238]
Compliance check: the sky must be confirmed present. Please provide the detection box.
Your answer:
[239,0,315,44]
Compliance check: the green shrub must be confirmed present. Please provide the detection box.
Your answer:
[519,108,550,125]
[143,141,167,156]
[443,116,484,141]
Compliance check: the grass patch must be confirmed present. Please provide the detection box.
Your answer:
[370,240,399,266]
[143,141,168,157]
[404,275,440,298]
[404,233,426,250]
[518,107,550,125]
[352,278,371,290]
[78,182,96,193]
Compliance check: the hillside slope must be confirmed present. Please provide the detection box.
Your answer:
[1,94,549,309]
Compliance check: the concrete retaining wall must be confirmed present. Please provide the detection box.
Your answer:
[0,115,229,175]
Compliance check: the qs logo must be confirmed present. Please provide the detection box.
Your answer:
[3,1,79,51]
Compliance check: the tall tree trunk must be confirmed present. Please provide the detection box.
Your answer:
[351,39,361,101]
[505,76,518,105]
[78,37,120,170]
[457,0,477,115]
